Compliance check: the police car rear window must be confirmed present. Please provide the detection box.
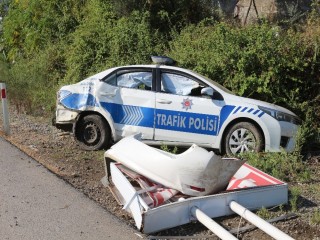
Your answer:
[106,71,152,90]
[118,72,152,89]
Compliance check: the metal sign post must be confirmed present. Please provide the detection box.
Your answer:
[190,206,238,240]
[1,83,10,135]
[229,201,294,240]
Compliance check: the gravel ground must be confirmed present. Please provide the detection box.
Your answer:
[0,107,320,239]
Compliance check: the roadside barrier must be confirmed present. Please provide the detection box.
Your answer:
[0,83,10,135]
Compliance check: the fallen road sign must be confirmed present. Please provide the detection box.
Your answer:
[102,161,289,236]
[101,137,293,239]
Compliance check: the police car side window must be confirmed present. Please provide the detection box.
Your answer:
[117,71,152,90]
[161,73,199,96]
[105,73,117,86]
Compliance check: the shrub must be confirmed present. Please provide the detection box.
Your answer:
[169,22,318,106]
[61,0,116,85]
[6,44,65,114]
[241,151,310,183]
[63,5,156,84]
[289,186,301,212]
[108,11,154,66]
[2,0,83,61]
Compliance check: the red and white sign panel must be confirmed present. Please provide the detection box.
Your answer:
[227,163,284,190]
[116,164,179,208]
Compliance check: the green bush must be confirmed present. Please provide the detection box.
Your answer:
[169,22,318,106]
[63,4,157,84]
[3,0,83,61]
[108,11,155,66]
[289,186,301,212]
[111,0,215,34]
[241,151,310,182]
[5,43,65,114]
[0,55,9,83]
[62,0,116,84]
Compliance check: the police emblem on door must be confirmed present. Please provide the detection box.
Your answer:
[182,98,193,111]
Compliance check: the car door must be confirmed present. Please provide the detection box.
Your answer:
[98,67,156,140]
[154,69,224,145]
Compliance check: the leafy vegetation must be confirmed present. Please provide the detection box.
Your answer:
[160,144,179,154]
[241,151,310,182]
[289,186,301,212]
[256,207,272,219]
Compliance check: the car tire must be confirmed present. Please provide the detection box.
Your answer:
[224,122,264,156]
[75,115,110,151]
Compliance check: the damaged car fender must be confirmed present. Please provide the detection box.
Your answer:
[57,80,119,148]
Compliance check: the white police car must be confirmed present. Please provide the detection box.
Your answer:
[54,57,300,155]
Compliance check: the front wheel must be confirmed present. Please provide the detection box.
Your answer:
[75,115,110,150]
[223,122,264,156]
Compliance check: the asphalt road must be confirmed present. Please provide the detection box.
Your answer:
[0,137,144,240]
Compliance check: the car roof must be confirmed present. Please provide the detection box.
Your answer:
[115,64,193,72]
[89,64,234,95]
[115,64,206,80]
[92,64,198,80]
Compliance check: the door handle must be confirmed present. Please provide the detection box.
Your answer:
[101,93,116,97]
[157,99,172,104]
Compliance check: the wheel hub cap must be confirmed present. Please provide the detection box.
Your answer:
[229,128,256,154]
[84,123,100,144]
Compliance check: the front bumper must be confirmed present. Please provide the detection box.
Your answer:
[262,115,299,153]
[278,121,299,152]
[53,106,79,132]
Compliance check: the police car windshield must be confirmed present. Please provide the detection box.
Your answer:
[191,71,234,95]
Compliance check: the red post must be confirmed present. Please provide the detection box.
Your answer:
[1,88,6,99]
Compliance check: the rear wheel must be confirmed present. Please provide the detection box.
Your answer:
[75,115,110,150]
[224,122,264,156]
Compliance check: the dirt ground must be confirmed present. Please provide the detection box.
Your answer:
[0,108,320,239]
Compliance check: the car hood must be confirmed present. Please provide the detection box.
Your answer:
[226,94,297,116]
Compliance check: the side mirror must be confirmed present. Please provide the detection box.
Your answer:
[201,87,224,101]
[201,87,214,96]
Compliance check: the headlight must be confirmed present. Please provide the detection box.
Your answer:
[258,106,301,125]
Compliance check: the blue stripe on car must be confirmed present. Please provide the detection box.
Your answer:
[60,93,98,110]
[241,107,248,112]
[100,102,154,128]
[218,105,236,132]
[61,92,265,136]
[155,109,219,135]
[253,109,260,115]
[232,106,264,118]
[233,106,241,114]
[101,102,221,135]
